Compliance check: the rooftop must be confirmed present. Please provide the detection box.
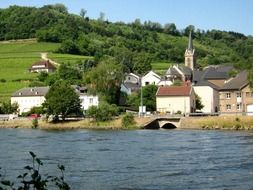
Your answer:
[156,86,192,96]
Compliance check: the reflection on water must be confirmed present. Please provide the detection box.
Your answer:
[1,129,253,190]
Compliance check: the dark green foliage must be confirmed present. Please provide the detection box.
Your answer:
[43,80,81,121]
[32,118,39,129]
[127,85,158,111]
[86,102,119,121]
[122,113,136,128]
[58,64,82,83]
[0,101,18,114]
[0,152,70,190]
[0,79,6,83]
[29,106,45,115]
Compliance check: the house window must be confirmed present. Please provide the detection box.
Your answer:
[89,98,93,104]
[236,92,241,98]
[226,104,231,110]
[128,77,131,80]
[145,82,149,86]
[226,93,231,99]
[237,104,241,110]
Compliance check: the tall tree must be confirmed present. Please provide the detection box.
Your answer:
[43,80,81,121]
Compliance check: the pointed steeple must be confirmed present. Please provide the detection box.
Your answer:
[187,31,193,50]
[184,30,196,70]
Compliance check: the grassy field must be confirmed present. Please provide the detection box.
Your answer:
[0,40,61,102]
[48,53,92,65]
[151,62,170,75]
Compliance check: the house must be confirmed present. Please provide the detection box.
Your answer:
[73,86,99,111]
[121,73,141,95]
[141,71,161,86]
[156,85,195,115]
[193,81,220,113]
[166,65,192,82]
[219,71,253,115]
[11,87,49,114]
[11,86,99,114]
[29,60,56,73]
[191,65,234,113]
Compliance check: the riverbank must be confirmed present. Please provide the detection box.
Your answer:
[1,116,253,130]
[180,115,253,130]
[0,117,150,130]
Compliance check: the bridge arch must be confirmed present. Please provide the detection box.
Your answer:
[161,123,177,129]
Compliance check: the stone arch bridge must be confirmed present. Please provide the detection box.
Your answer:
[143,117,182,129]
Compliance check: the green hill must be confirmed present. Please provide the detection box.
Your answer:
[0,40,90,101]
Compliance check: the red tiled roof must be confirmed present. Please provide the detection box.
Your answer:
[30,60,56,70]
[156,86,192,96]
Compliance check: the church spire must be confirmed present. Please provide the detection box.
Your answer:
[184,30,196,70]
[187,31,193,50]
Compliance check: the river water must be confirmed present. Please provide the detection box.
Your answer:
[1,128,253,190]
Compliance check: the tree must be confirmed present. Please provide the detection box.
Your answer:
[127,85,158,111]
[0,101,18,114]
[43,80,81,121]
[80,8,87,18]
[58,63,82,83]
[132,52,152,75]
[195,94,204,110]
[84,57,124,104]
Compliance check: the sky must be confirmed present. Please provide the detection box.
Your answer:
[1,0,253,36]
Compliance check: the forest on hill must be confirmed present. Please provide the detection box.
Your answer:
[0,4,253,73]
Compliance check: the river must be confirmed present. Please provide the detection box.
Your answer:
[1,128,253,190]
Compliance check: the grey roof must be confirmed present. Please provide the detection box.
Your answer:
[12,87,49,97]
[166,67,181,76]
[221,70,248,91]
[193,65,232,83]
[179,65,192,76]
[123,82,141,91]
[166,65,192,76]
[193,80,220,90]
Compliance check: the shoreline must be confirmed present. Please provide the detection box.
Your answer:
[1,116,253,131]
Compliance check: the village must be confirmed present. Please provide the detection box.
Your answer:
[9,32,253,119]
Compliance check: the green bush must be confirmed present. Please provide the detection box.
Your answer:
[122,113,136,128]
[0,79,6,83]
[32,118,39,129]
[86,102,119,121]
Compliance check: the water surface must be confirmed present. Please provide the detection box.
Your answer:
[1,128,253,190]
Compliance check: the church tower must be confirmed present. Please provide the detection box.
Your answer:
[184,31,196,70]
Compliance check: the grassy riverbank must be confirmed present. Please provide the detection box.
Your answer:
[180,116,253,130]
[1,116,253,130]
[0,117,150,130]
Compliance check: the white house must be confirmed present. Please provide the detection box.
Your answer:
[29,60,56,73]
[124,73,140,84]
[11,86,99,114]
[141,71,161,86]
[156,85,195,114]
[193,84,219,113]
[11,87,49,114]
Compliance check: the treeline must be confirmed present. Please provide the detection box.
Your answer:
[0,4,253,69]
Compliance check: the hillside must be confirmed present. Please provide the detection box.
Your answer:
[0,4,253,70]
[0,40,89,101]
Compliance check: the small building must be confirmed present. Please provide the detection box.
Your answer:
[156,85,195,115]
[121,73,141,95]
[219,71,253,115]
[73,86,99,111]
[11,87,49,114]
[29,60,56,73]
[141,71,161,86]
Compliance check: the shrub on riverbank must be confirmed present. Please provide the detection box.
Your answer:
[122,113,136,128]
